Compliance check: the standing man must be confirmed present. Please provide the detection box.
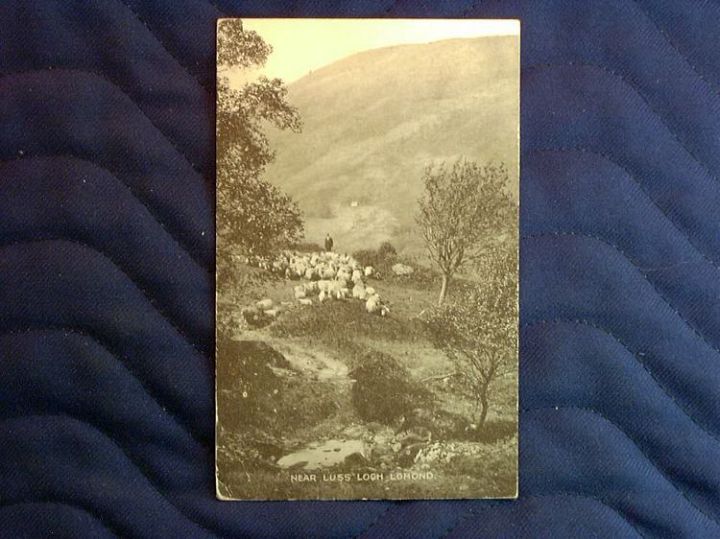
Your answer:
[324,233,334,252]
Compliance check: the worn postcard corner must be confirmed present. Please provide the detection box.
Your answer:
[216,18,519,501]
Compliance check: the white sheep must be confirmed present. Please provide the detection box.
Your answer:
[318,280,332,293]
[365,294,381,314]
[364,266,374,277]
[335,287,349,300]
[256,298,274,310]
[304,281,319,293]
[352,283,367,300]
[365,286,376,296]
[298,298,313,306]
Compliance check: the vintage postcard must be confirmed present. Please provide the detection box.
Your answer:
[216,18,519,501]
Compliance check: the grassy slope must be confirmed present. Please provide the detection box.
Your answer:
[263,36,519,254]
[217,264,517,500]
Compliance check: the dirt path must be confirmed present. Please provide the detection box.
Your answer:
[239,329,351,383]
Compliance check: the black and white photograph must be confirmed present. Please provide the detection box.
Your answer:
[215,18,520,501]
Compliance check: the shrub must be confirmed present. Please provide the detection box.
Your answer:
[350,350,431,424]
[291,241,324,253]
[378,241,398,259]
[353,242,399,277]
[216,338,335,434]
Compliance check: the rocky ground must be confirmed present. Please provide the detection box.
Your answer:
[216,255,517,500]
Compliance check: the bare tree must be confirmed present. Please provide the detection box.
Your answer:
[416,159,514,305]
[427,247,517,425]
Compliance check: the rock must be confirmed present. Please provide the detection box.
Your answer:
[397,426,432,446]
[241,307,270,328]
[256,298,274,310]
[392,263,414,276]
[294,286,306,299]
[398,443,426,467]
[343,452,368,467]
[343,425,364,438]
[350,351,430,423]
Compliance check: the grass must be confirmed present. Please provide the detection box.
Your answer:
[216,256,517,500]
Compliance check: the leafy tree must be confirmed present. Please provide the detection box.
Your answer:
[427,247,517,426]
[217,20,304,256]
[416,159,515,305]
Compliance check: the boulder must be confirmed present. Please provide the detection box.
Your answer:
[392,263,414,276]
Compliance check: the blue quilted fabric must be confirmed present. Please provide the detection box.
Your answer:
[1,0,719,537]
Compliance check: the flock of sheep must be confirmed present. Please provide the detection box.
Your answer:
[246,251,389,317]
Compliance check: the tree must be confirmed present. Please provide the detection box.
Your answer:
[216,20,304,256]
[427,247,517,426]
[416,159,515,305]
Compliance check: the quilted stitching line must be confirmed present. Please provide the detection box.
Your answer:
[114,0,212,94]
[0,499,125,538]
[523,318,720,443]
[439,493,646,539]
[0,154,210,272]
[0,326,210,447]
[0,68,210,179]
[350,504,395,539]
[528,148,720,272]
[524,406,720,528]
[632,0,720,97]
[523,232,720,358]
[0,238,210,356]
[524,62,720,191]
[0,414,221,538]
[0,410,207,491]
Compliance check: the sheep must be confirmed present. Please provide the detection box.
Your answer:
[364,266,374,277]
[298,298,313,306]
[256,298,274,310]
[317,280,332,293]
[365,294,381,314]
[351,269,363,283]
[304,281,319,293]
[294,286,306,299]
[365,286,376,296]
[319,290,327,303]
[352,283,367,300]
[335,287,349,300]
[294,264,307,278]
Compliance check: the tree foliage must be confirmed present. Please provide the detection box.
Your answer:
[217,20,304,256]
[427,246,517,425]
[416,159,515,305]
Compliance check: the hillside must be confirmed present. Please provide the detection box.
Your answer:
[264,36,519,254]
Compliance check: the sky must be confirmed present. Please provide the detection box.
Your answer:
[225,18,520,86]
